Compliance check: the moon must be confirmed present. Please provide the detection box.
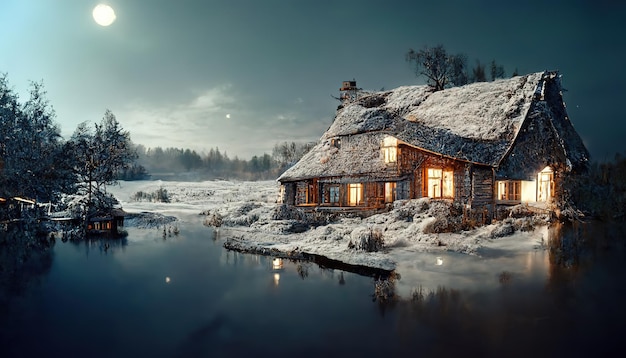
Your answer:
[93,4,116,26]
[226,114,231,119]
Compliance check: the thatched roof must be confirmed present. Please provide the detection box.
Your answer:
[279,71,588,182]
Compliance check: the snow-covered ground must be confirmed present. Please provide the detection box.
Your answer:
[109,180,550,296]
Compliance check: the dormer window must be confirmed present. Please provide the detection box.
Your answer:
[381,136,398,163]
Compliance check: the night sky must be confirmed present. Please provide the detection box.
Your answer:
[1,0,624,160]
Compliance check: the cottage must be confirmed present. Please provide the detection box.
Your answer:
[87,208,125,235]
[277,71,589,217]
[0,196,37,221]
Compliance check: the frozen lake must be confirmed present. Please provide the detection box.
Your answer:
[1,218,625,357]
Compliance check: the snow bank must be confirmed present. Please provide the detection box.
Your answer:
[109,180,549,278]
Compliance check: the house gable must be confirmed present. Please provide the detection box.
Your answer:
[496,73,589,180]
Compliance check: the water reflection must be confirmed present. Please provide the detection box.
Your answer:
[0,226,54,314]
[272,257,283,270]
[3,220,626,357]
[66,236,129,257]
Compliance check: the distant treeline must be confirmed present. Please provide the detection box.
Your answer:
[118,141,315,181]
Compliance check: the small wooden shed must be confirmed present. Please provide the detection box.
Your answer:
[87,208,125,235]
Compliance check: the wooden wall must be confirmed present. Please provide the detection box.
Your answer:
[471,167,494,209]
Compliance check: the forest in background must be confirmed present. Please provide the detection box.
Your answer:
[119,141,315,181]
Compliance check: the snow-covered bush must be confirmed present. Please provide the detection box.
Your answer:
[202,211,223,228]
[236,202,262,216]
[490,221,514,238]
[391,198,430,221]
[271,204,305,221]
[223,213,259,227]
[271,204,336,227]
[349,227,384,252]
[131,187,170,203]
[422,200,482,233]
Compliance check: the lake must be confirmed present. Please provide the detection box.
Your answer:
[1,219,625,358]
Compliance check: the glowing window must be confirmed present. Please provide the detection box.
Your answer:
[381,136,398,163]
[497,181,521,201]
[537,167,554,202]
[427,168,454,198]
[348,183,363,206]
[384,182,396,203]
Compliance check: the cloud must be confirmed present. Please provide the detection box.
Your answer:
[117,84,329,159]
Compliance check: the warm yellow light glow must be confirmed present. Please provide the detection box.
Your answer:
[273,273,280,286]
[427,169,454,198]
[272,258,283,270]
[521,180,536,202]
[348,183,363,206]
[537,167,554,202]
[384,182,396,203]
[93,4,116,26]
[382,136,398,163]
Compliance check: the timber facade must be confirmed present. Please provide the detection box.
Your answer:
[278,71,589,218]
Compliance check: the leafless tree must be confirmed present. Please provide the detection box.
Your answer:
[406,45,468,91]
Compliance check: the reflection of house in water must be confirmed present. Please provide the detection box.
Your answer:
[87,208,126,235]
[272,258,284,270]
[278,71,589,218]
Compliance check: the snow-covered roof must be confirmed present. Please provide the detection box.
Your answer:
[279,72,585,182]
[276,132,401,182]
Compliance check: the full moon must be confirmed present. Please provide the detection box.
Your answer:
[92,4,116,26]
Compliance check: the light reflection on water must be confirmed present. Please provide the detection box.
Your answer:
[1,220,625,357]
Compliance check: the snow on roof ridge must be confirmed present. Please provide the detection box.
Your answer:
[279,72,553,181]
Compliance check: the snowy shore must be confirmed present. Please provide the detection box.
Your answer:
[109,180,549,275]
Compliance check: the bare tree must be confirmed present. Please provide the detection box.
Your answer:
[406,45,468,91]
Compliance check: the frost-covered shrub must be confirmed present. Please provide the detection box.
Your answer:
[223,213,259,227]
[427,200,453,219]
[255,220,309,234]
[423,217,453,234]
[513,217,539,232]
[491,221,514,238]
[271,204,336,227]
[422,200,483,233]
[350,227,384,252]
[236,202,262,216]
[203,211,223,228]
[392,198,430,221]
[285,221,309,233]
[131,187,170,203]
[272,204,305,220]
[155,187,170,203]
